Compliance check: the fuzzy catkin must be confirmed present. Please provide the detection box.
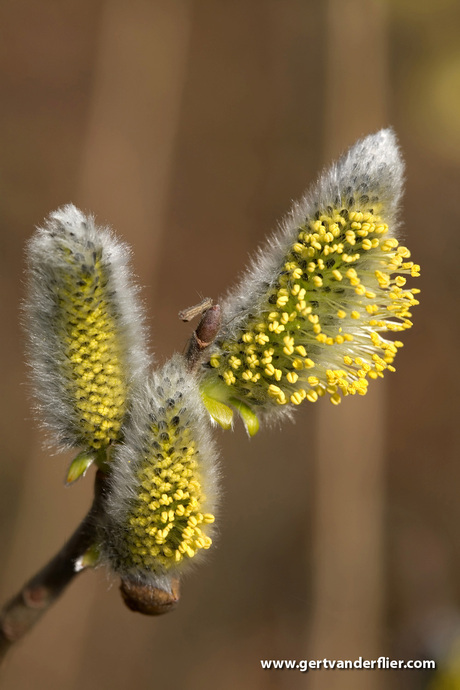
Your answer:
[24,204,150,451]
[100,355,219,587]
[203,129,420,419]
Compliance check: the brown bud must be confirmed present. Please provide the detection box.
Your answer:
[184,304,222,372]
[120,577,180,616]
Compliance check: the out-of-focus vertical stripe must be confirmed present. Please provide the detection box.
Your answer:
[77,0,193,291]
[308,2,388,689]
[71,4,193,689]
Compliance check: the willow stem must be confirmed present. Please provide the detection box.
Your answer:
[0,303,223,663]
[0,471,107,665]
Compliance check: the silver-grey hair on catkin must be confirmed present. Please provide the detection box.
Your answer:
[23,204,151,452]
[99,354,220,590]
[200,128,419,423]
[220,128,404,340]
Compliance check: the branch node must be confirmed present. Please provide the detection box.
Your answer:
[184,304,221,372]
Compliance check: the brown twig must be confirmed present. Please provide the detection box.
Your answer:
[0,471,107,664]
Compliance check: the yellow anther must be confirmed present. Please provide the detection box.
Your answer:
[286,371,299,384]
[329,222,341,236]
[223,370,236,386]
[268,384,281,397]
[290,392,303,405]
[345,230,356,245]
[365,304,378,314]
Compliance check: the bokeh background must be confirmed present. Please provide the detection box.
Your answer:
[0,1,459,689]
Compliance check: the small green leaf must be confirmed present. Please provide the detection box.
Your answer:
[75,544,101,571]
[200,389,234,430]
[229,398,260,437]
[66,451,95,485]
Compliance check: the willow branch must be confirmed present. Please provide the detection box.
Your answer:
[0,471,106,664]
[0,301,222,663]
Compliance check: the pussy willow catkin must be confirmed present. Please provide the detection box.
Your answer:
[100,355,218,586]
[202,129,420,424]
[24,205,149,451]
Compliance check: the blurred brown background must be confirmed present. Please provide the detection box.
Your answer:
[0,1,459,689]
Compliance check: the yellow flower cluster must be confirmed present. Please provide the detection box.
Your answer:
[121,424,214,571]
[107,357,218,574]
[25,205,148,455]
[58,250,127,449]
[208,207,420,408]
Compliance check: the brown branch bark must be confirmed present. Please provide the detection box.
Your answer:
[0,471,107,664]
